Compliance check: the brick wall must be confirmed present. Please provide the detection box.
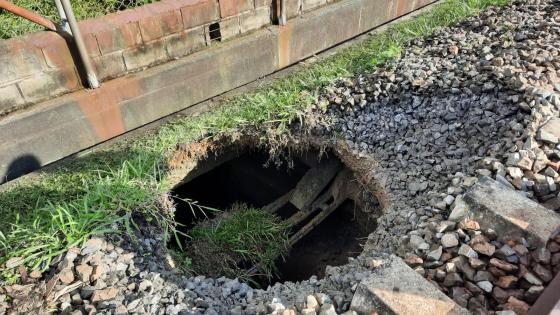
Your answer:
[0,0,344,116]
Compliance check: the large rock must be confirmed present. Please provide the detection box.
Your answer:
[448,177,560,246]
[350,255,468,315]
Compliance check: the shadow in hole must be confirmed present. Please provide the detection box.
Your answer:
[2,154,41,184]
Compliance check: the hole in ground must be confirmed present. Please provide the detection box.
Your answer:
[171,145,381,285]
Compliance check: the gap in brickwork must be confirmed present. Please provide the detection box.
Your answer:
[209,22,222,42]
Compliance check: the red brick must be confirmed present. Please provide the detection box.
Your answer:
[139,10,183,42]
[83,33,101,58]
[38,35,74,69]
[220,0,253,18]
[180,0,220,29]
[95,22,143,55]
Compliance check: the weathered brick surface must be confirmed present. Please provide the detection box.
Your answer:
[220,0,254,18]
[284,0,361,66]
[280,0,302,18]
[0,39,45,86]
[139,10,183,42]
[181,0,220,29]
[18,67,80,104]
[240,7,271,33]
[206,16,240,42]
[254,0,273,8]
[123,40,169,70]
[302,0,327,11]
[123,31,278,129]
[92,52,127,80]
[165,27,207,59]
[0,84,25,113]
[79,33,101,58]
[96,23,143,55]
[33,33,75,69]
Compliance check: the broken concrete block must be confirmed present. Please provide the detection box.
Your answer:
[455,177,560,247]
[350,255,468,315]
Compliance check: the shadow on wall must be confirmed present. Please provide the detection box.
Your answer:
[2,154,41,184]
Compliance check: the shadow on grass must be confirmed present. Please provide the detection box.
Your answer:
[0,145,167,280]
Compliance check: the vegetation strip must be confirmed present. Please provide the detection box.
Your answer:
[0,0,509,283]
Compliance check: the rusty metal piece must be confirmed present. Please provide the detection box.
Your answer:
[528,270,560,315]
[0,0,57,31]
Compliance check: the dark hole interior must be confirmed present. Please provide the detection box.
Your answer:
[172,148,378,284]
[274,199,371,282]
[209,23,222,42]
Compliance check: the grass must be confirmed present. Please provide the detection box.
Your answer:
[0,0,510,284]
[0,0,158,39]
[186,204,290,281]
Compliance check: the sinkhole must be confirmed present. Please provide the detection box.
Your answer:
[170,145,382,285]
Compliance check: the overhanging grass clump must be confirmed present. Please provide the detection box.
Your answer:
[0,0,510,283]
[185,205,290,281]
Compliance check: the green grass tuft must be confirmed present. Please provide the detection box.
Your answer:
[185,205,290,281]
[0,0,511,283]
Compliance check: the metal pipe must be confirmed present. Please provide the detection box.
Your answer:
[279,0,287,26]
[53,0,71,34]
[58,0,99,89]
[0,0,57,31]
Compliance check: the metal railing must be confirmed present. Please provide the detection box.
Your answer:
[0,0,291,89]
[0,0,100,89]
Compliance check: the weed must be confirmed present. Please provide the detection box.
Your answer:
[185,204,290,282]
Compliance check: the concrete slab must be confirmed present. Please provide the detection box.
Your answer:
[449,176,560,247]
[350,255,468,315]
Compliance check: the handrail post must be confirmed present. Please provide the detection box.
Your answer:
[53,0,72,34]
[279,0,287,26]
[58,0,100,89]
